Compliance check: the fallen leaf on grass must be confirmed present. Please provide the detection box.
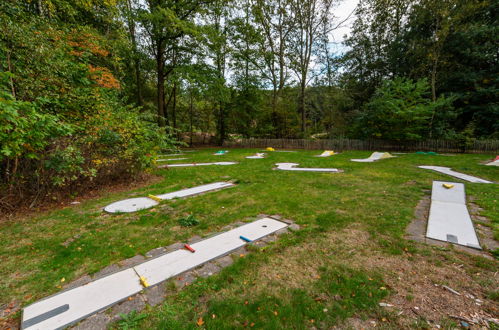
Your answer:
[197,317,204,326]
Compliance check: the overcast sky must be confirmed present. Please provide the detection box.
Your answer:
[330,0,359,53]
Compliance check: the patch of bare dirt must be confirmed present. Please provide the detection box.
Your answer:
[215,225,498,328]
[216,226,371,298]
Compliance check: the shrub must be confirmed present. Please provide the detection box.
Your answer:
[0,17,177,211]
[353,78,455,140]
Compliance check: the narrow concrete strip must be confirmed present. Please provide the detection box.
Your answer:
[155,182,234,199]
[418,166,492,183]
[158,162,237,168]
[426,181,481,249]
[22,269,143,330]
[157,158,188,161]
[104,182,235,213]
[134,218,287,286]
[22,218,289,329]
[246,153,266,159]
[275,163,341,172]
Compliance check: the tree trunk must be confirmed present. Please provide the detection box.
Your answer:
[271,88,279,138]
[135,58,143,107]
[189,90,194,147]
[431,58,437,102]
[429,56,438,137]
[300,81,306,134]
[218,102,225,145]
[156,48,166,127]
[126,0,143,107]
[172,81,177,129]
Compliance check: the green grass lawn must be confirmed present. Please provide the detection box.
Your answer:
[1,148,498,328]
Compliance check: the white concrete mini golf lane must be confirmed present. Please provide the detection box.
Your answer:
[314,151,335,157]
[135,218,287,286]
[246,153,266,159]
[275,163,340,172]
[418,166,492,183]
[21,218,287,330]
[351,152,394,162]
[157,158,188,161]
[104,182,235,213]
[485,156,499,166]
[158,162,237,168]
[426,181,481,249]
[21,269,143,330]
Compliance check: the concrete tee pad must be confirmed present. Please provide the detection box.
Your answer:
[426,181,481,249]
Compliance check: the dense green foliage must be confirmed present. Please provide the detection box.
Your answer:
[342,0,498,139]
[353,78,455,140]
[0,0,497,208]
[0,1,176,208]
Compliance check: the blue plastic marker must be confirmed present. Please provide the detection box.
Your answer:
[240,235,252,242]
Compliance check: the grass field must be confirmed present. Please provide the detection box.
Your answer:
[1,148,497,328]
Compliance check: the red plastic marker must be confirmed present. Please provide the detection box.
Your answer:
[184,244,195,253]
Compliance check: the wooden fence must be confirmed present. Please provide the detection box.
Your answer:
[223,138,499,153]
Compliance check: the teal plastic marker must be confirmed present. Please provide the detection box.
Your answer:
[240,235,252,242]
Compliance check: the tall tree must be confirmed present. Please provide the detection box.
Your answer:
[289,0,335,135]
[252,0,295,137]
[122,0,143,106]
[139,0,206,127]
[204,0,232,144]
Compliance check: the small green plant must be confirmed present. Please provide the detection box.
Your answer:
[178,214,200,227]
[117,310,147,329]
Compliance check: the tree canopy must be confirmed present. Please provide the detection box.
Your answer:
[1,0,497,207]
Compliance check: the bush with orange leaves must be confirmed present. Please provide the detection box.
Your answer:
[0,18,179,212]
[88,65,120,89]
[67,32,109,58]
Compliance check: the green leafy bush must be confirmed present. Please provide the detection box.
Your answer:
[353,78,455,140]
[178,214,200,227]
[0,15,177,210]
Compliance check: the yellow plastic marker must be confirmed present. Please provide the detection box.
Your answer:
[442,183,454,189]
[148,194,162,202]
[140,276,149,288]
[266,147,275,151]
